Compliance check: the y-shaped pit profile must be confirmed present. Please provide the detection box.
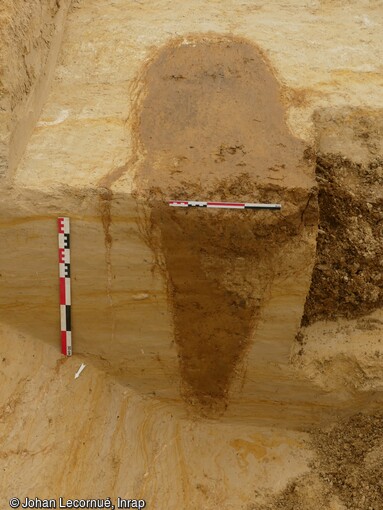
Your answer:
[132,36,318,413]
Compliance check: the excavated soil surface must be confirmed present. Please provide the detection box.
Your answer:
[2,4,383,507]
[126,36,317,411]
[134,35,313,195]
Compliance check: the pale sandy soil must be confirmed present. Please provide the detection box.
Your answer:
[1,1,383,509]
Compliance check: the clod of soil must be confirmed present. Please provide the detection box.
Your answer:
[303,154,383,325]
[255,411,383,510]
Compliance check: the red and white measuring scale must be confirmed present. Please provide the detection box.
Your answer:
[169,201,281,210]
[58,217,72,356]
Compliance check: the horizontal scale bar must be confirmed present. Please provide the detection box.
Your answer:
[169,201,281,210]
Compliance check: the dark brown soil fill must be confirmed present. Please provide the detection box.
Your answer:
[131,35,317,411]
[302,154,383,325]
[148,198,308,411]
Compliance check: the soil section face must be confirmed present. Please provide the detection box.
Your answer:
[149,197,310,411]
[132,36,318,411]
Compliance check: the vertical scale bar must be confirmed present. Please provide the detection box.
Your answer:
[58,217,72,356]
